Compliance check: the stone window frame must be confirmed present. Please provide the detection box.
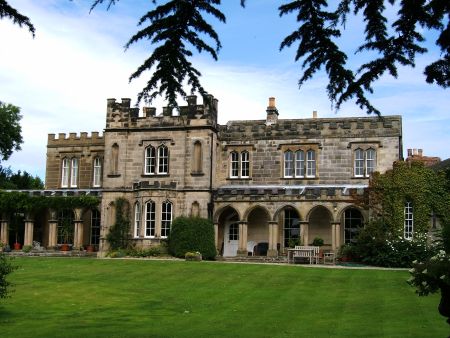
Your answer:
[134,202,141,238]
[60,156,80,188]
[404,201,414,240]
[144,200,156,238]
[143,142,170,176]
[161,200,173,238]
[226,145,253,179]
[348,142,380,178]
[280,144,319,179]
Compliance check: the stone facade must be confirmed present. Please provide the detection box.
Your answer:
[1,96,402,257]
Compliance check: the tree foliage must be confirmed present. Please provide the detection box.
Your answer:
[3,1,449,113]
[0,166,44,189]
[0,102,23,162]
[0,0,35,36]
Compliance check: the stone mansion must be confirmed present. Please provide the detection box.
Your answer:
[2,96,403,256]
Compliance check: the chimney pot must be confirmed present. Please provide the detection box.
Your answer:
[268,97,276,108]
[413,148,418,155]
[313,110,317,119]
[418,149,423,156]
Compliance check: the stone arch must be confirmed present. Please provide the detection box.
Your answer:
[215,205,240,257]
[273,204,302,222]
[243,204,271,222]
[190,201,200,217]
[213,204,241,224]
[307,205,333,246]
[246,206,271,256]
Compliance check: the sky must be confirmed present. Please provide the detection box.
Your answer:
[1,0,449,180]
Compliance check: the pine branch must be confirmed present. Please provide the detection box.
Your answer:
[0,0,35,37]
[125,0,225,108]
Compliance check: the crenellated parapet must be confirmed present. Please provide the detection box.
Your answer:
[105,95,218,130]
[219,116,402,142]
[47,132,104,147]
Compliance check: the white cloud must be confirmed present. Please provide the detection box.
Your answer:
[1,1,449,181]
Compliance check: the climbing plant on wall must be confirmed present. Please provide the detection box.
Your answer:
[0,191,100,215]
[367,161,450,239]
[106,198,131,251]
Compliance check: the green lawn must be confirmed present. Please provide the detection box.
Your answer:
[0,257,447,338]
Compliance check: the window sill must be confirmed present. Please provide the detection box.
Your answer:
[226,177,253,181]
[280,177,318,180]
[351,176,369,179]
[141,174,170,178]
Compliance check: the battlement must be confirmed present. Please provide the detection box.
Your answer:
[47,131,104,146]
[105,95,218,129]
[219,115,402,141]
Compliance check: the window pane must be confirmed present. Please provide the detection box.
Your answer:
[306,150,316,177]
[284,151,294,177]
[229,223,239,241]
[61,158,69,187]
[93,157,101,187]
[365,149,376,176]
[241,151,250,178]
[344,209,363,244]
[145,201,156,237]
[161,201,172,238]
[295,150,304,177]
[404,202,414,239]
[354,149,364,177]
[145,146,156,174]
[283,208,300,247]
[157,145,168,174]
[230,152,239,177]
[70,158,78,187]
[90,209,101,246]
[134,202,141,238]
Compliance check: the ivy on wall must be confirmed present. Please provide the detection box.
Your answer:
[106,198,131,251]
[367,161,450,239]
[0,191,100,215]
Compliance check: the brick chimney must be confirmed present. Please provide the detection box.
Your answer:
[266,97,278,126]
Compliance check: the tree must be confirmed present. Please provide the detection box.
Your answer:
[3,1,449,114]
[0,0,35,36]
[0,102,23,162]
[0,167,44,189]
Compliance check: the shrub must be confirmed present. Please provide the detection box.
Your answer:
[312,237,324,246]
[168,216,216,260]
[353,221,436,267]
[0,253,17,299]
[22,245,32,253]
[127,246,162,258]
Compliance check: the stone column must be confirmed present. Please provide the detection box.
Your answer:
[48,209,58,248]
[0,215,9,244]
[267,221,279,257]
[214,222,219,252]
[73,208,84,249]
[300,221,309,246]
[237,221,248,256]
[24,213,34,246]
[331,222,341,251]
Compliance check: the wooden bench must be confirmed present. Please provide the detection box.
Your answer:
[288,246,320,264]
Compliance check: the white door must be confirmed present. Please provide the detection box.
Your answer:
[223,222,239,257]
